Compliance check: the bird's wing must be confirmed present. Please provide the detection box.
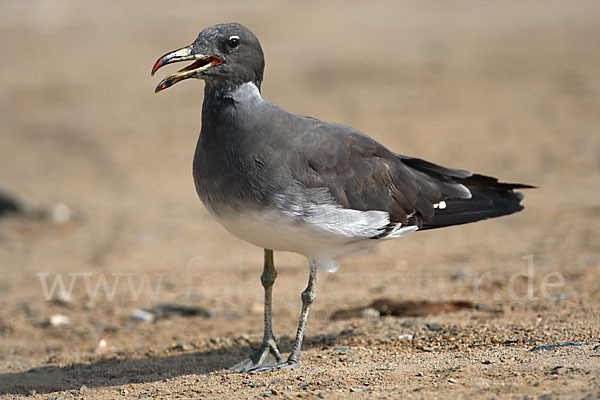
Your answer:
[285,118,530,232]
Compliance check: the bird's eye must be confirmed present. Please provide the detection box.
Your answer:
[228,35,240,48]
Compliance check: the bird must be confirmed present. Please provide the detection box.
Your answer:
[151,22,532,372]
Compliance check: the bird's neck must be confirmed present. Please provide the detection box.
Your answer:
[194,81,269,209]
[201,81,264,131]
[204,81,263,104]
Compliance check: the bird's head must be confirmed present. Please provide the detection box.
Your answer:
[151,23,264,93]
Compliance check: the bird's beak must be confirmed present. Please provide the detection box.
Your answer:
[151,46,223,93]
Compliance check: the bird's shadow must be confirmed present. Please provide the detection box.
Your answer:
[0,332,349,395]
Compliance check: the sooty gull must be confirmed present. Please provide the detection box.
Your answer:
[152,22,533,372]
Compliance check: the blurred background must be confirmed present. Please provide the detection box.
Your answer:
[1,0,599,397]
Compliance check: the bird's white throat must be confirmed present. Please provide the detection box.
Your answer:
[231,82,264,104]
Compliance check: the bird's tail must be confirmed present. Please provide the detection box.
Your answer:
[419,174,534,231]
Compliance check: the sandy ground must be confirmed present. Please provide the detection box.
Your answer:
[1,1,599,398]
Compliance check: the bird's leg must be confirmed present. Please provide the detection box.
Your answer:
[276,261,318,370]
[229,249,283,372]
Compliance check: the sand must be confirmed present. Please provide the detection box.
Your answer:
[0,1,599,398]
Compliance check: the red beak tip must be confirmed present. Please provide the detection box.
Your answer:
[151,60,163,76]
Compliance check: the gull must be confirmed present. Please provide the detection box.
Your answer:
[152,22,532,372]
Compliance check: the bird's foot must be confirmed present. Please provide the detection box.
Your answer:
[229,339,283,372]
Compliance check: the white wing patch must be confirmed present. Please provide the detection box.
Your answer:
[387,224,419,238]
[210,186,420,273]
[433,200,447,209]
[293,200,391,239]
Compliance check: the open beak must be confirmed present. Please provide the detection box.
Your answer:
[151,46,223,93]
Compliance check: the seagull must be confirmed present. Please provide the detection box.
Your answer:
[152,22,532,372]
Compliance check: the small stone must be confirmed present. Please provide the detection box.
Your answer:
[398,334,413,341]
[172,341,192,351]
[481,360,492,365]
[425,322,441,331]
[551,366,566,375]
[530,341,590,351]
[49,314,69,326]
[49,203,71,223]
[130,309,154,322]
[94,339,107,354]
[53,291,73,306]
[148,303,214,318]
[94,338,117,355]
[415,372,423,377]
[360,307,380,318]
[448,378,457,384]
[333,346,349,352]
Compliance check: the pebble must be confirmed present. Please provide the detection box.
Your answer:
[360,308,380,318]
[550,365,567,375]
[52,291,73,306]
[425,322,441,331]
[49,314,70,326]
[530,341,590,351]
[94,339,118,356]
[448,378,457,384]
[48,203,71,223]
[148,303,214,318]
[130,309,154,322]
[94,339,108,355]
[398,334,413,341]
[333,346,349,352]
[172,341,193,351]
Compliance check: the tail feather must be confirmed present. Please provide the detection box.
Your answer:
[419,175,534,231]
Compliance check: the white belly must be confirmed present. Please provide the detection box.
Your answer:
[209,203,418,272]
